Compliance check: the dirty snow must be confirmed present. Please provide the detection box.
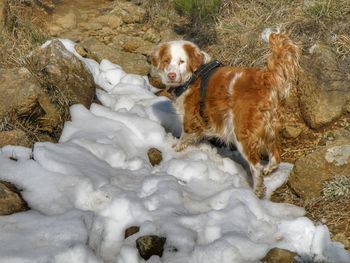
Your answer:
[0,39,349,263]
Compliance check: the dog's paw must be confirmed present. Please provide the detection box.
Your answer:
[173,142,187,152]
[254,185,266,199]
[262,163,279,176]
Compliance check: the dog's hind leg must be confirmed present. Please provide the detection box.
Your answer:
[262,134,281,176]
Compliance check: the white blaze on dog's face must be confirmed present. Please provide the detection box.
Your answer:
[150,40,210,87]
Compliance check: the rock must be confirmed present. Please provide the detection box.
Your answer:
[81,38,150,75]
[0,67,41,119]
[55,12,76,29]
[47,24,63,35]
[136,235,166,260]
[113,34,154,55]
[160,29,181,42]
[111,2,146,24]
[288,136,350,201]
[262,248,297,263]
[147,148,162,166]
[0,130,31,148]
[282,125,302,139]
[113,34,143,51]
[0,180,29,215]
[97,15,123,29]
[298,44,350,128]
[0,1,4,21]
[30,39,96,107]
[75,44,88,58]
[143,28,160,43]
[124,226,140,239]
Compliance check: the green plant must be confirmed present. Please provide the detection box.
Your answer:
[173,0,222,46]
[322,175,350,201]
[173,0,221,21]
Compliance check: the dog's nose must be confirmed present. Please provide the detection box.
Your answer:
[167,72,177,81]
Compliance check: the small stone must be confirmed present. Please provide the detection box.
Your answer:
[136,235,166,260]
[125,226,140,239]
[147,148,162,166]
[282,125,302,139]
[262,248,297,263]
[75,45,88,58]
[0,181,29,215]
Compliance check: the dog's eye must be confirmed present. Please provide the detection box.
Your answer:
[163,59,170,64]
[179,59,185,64]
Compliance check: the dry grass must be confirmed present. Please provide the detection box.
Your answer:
[1,0,48,68]
[206,0,350,67]
[306,198,350,242]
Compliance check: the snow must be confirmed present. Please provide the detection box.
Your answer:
[0,38,349,263]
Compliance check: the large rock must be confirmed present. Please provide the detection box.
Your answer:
[0,67,41,119]
[30,39,96,107]
[0,40,96,146]
[81,38,150,75]
[298,44,350,128]
[0,180,29,215]
[288,135,350,201]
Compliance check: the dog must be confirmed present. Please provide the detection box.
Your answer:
[150,29,300,198]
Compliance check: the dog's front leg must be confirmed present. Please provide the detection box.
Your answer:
[251,164,266,199]
[173,132,199,152]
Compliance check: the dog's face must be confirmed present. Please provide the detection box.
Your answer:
[150,40,210,87]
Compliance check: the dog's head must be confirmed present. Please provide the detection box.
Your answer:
[150,40,210,87]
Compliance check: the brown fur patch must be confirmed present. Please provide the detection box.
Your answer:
[183,43,204,72]
[150,43,170,70]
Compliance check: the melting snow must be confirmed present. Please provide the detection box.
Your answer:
[0,39,349,263]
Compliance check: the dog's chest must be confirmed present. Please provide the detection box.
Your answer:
[173,90,189,125]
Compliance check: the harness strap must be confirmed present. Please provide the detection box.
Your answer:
[172,60,222,98]
[199,66,220,123]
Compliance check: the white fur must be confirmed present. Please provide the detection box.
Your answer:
[157,40,210,88]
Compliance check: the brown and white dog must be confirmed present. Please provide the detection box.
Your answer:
[150,29,300,198]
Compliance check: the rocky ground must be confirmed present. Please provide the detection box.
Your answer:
[1,0,350,254]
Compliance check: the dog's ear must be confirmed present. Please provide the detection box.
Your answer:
[201,51,211,64]
[184,43,210,72]
[149,46,160,68]
[149,43,170,68]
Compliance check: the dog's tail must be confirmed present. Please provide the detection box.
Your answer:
[261,28,300,100]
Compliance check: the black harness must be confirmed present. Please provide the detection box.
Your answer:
[169,60,222,121]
